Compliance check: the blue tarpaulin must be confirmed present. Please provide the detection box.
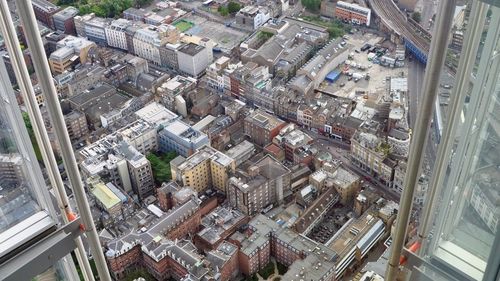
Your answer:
[325,70,341,82]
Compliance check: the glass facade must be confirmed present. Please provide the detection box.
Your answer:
[404,3,499,281]
[0,59,56,259]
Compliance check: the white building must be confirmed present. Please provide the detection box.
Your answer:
[236,6,271,30]
[133,25,179,65]
[105,18,130,51]
[177,43,210,78]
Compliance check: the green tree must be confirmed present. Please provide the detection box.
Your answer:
[227,1,241,14]
[412,11,421,23]
[258,262,276,279]
[146,151,177,184]
[301,0,321,13]
[136,0,153,8]
[276,262,288,275]
[218,5,229,16]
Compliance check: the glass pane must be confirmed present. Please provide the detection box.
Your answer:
[0,55,54,258]
[33,255,80,281]
[416,5,500,281]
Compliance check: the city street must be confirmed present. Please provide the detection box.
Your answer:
[309,132,402,203]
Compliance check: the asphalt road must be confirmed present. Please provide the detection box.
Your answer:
[309,133,401,202]
[408,60,425,129]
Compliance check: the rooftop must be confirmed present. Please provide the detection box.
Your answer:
[197,206,247,244]
[178,43,205,56]
[245,110,285,130]
[134,102,179,127]
[53,6,78,20]
[225,140,255,160]
[32,0,59,13]
[91,180,121,210]
[177,146,233,171]
[331,167,360,189]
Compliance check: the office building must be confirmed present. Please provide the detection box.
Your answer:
[79,120,157,199]
[84,17,110,46]
[225,140,256,167]
[177,43,211,78]
[105,19,131,51]
[133,25,179,65]
[87,177,123,219]
[53,6,78,35]
[236,6,271,30]
[74,13,95,38]
[195,206,248,251]
[158,120,209,157]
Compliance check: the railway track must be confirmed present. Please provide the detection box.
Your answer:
[369,0,430,53]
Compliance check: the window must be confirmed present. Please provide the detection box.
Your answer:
[0,61,56,259]
[392,3,500,281]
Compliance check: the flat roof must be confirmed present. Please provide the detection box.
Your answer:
[179,43,205,56]
[134,102,178,126]
[92,182,121,209]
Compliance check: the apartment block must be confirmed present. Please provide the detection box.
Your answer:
[350,123,396,188]
[171,146,235,193]
[244,110,286,147]
[64,110,89,141]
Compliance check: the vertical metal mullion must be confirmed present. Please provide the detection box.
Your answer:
[13,0,112,280]
[385,0,457,279]
[439,6,500,241]
[417,0,489,254]
[0,0,96,280]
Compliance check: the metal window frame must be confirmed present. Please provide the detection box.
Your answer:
[0,218,84,281]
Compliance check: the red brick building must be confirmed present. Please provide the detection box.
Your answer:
[335,1,372,26]
[105,197,218,280]
[206,242,240,281]
[231,215,337,280]
[195,206,248,251]
[32,0,61,30]
[244,110,286,147]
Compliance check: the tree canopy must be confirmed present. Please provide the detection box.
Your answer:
[412,11,422,23]
[78,0,133,18]
[227,1,241,14]
[301,0,321,13]
[146,151,177,185]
